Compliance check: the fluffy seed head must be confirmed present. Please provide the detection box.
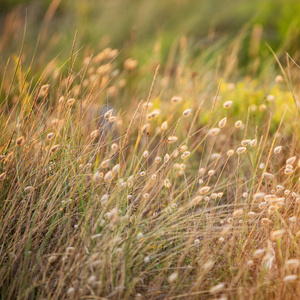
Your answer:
[124,58,138,71]
[104,171,113,182]
[149,109,161,119]
[286,156,297,165]
[267,95,275,102]
[241,139,251,146]
[161,121,168,131]
[208,170,215,176]
[109,116,116,122]
[183,109,192,116]
[164,153,170,163]
[90,130,99,138]
[209,283,225,294]
[164,178,172,188]
[167,136,178,143]
[168,272,178,283]
[155,157,162,163]
[16,136,24,146]
[104,109,114,119]
[236,147,246,154]
[247,211,257,218]
[262,172,274,179]
[112,164,120,174]
[227,149,234,157]
[261,218,272,225]
[270,229,285,241]
[232,209,243,217]
[250,139,257,147]
[47,133,55,139]
[67,98,75,106]
[141,123,150,135]
[50,145,59,153]
[235,120,242,128]
[48,256,58,264]
[274,146,282,154]
[199,186,211,195]
[253,249,265,259]
[171,96,182,103]
[67,287,75,296]
[285,259,300,271]
[101,159,110,168]
[208,128,220,136]
[284,168,294,175]
[218,117,227,128]
[283,275,297,282]
[24,186,34,193]
[253,192,265,200]
[223,101,233,108]
[0,172,7,180]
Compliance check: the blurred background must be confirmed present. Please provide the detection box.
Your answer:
[0,0,300,77]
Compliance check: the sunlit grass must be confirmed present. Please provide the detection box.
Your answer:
[1,27,300,300]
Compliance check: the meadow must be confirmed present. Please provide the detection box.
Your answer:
[1,1,300,299]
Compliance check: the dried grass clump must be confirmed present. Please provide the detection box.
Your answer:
[1,36,300,300]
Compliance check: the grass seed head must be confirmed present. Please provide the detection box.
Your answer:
[90,130,99,138]
[285,259,300,271]
[67,98,75,106]
[50,145,59,153]
[209,282,225,294]
[47,132,55,139]
[286,156,297,165]
[250,139,257,147]
[168,272,178,283]
[24,186,34,193]
[104,171,113,182]
[16,136,24,146]
[161,121,168,131]
[227,149,234,157]
[0,172,7,180]
[199,186,211,195]
[48,256,58,264]
[232,209,243,217]
[167,136,178,143]
[241,139,251,146]
[104,109,114,119]
[283,275,297,282]
[219,117,227,128]
[155,157,161,163]
[183,108,192,116]
[208,128,220,136]
[101,159,110,168]
[67,287,75,297]
[270,229,285,241]
[141,123,150,135]
[112,164,120,174]
[223,101,233,109]
[235,120,242,128]
[171,96,182,103]
[284,168,294,175]
[274,146,282,154]
[236,147,246,154]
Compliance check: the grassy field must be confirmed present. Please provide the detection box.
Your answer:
[1,1,300,299]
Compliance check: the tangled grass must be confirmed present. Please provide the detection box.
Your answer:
[1,37,300,300]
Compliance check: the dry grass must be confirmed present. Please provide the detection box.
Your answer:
[1,33,300,300]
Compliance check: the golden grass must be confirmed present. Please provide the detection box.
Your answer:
[0,38,300,300]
